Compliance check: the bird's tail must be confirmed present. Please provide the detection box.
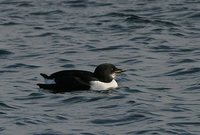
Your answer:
[40,73,50,79]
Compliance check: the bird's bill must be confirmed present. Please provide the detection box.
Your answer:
[114,68,125,73]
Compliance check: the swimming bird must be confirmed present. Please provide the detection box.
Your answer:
[37,63,124,93]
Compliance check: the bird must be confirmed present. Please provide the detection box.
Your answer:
[37,63,124,93]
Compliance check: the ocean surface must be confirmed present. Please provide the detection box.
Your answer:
[0,0,200,135]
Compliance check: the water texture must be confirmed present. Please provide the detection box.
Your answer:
[0,0,200,135]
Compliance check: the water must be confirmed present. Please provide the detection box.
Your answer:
[0,0,200,134]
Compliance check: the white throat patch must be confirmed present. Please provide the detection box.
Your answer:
[90,79,118,90]
[110,73,116,78]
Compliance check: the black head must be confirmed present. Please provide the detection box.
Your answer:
[94,63,124,82]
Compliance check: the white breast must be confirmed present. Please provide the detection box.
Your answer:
[90,79,118,90]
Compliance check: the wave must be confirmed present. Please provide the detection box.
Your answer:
[30,10,65,16]
[163,67,200,76]
[4,63,40,69]
[0,49,13,57]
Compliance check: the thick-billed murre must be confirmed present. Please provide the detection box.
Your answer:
[37,63,124,93]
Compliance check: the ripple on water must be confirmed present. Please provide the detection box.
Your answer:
[131,129,179,135]
[163,67,200,76]
[0,22,20,26]
[171,58,196,64]
[33,131,64,135]
[186,85,200,91]
[4,63,40,69]
[150,45,175,52]
[125,15,151,23]
[91,113,147,126]
[0,127,4,132]
[14,92,46,101]
[61,64,75,68]
[0,70,18,74]
[188,12,200,19]
[17,2,33,7]
[89,45,130,52]
[25,32,58,38]
[0,49,13,57]
[153,20,179,27]
[15,117,41,125]
[61,96,88,104]
[29,10,65,16]
[0,102,17,111]
[62,0,100,8]
[167,122,200,127]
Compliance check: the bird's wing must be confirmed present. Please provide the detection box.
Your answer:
[54,75,90,90]
[37,76,90,93]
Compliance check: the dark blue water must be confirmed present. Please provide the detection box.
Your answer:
[0,0,200,134]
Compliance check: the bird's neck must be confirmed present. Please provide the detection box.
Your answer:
[97,76,113,83]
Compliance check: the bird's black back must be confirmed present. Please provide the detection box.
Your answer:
[38,70,96,93]
[49,70,95,81]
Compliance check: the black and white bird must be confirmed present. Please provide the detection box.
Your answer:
[37,63,124,93]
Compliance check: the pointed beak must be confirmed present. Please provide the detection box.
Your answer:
[114,68,125,73]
